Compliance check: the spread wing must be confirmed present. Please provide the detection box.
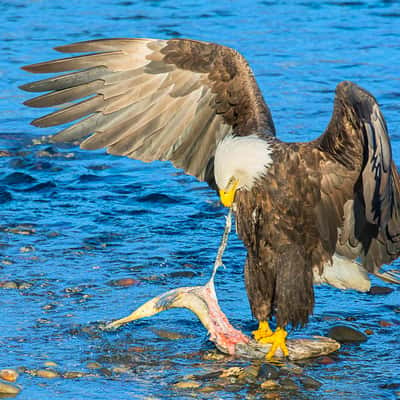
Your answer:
[21,38,275,185]
[315,81,400,273]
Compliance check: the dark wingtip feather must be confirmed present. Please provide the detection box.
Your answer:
[21,63,47,74]
[19,82,35,92]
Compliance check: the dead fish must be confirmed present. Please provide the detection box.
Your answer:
[104,210,340,360]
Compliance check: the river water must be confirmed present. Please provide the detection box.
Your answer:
[1,0,399,399]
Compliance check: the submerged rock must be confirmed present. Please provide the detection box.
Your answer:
[280,377,299,391]
[258,364,280,380]
[86,362,102,370]
[300,375,322,389]
[0,369,19,382]
[173,380,201,389]
[31,369,60,378]
[63,371,87,379]
[0,281,18,289]
[0,382,20,395]
[327,325,367,343]
[109,278,139,287]
[260,379,280,390]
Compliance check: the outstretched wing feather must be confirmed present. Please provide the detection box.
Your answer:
[21,38,275,184]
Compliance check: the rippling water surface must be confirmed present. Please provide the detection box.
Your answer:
[1,1,399,399]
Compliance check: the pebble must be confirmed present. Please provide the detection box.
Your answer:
[0,281,18,289]
[280,377,299,391]
[151,328,188,340]
[241,364,261,383]
[327,325,367,343]
[300,376,322,390]
[259,363,280,380]
[110,278,139,287]
[379,320,393,327]
[33,369,60,378]
[112,367,131,374]
[5,226,35,235]
[198,385,220,393]
[43,361,58,367]
[98,368,112,377]
[20,245,35,253]
[369,286,394,295]
[202,351,228,361]
[0,369,19,382]
[281,363,303,375]
[220,367,243,378]
[0,382,20,395]
[18,282,33,290]
[261,379,280,390]
[63,371,86,379]
[263,393,281,399]
[173,380,201,389]
[318,356,335,365]
[86,362,102,370]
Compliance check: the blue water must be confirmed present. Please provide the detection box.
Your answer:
[1,0,399,399]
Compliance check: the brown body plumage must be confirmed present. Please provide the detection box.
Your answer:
[21,38,400,331]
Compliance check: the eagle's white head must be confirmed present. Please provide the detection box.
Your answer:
[214,134,273,207]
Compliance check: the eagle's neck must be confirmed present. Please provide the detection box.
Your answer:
[214,134,274,191]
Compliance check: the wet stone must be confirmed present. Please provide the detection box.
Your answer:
[198,385,221,393]
[202,350,228,361]
[280,377,299,391]
[259,363,280,380]
[220,367,243,379]
[261,379,280,390]
[18,281,33,290]
[0,369,19,382]
[109,278,139,287]
[151,328,189,340]
[318,356,335,365]
[369,286,394,295]
[98,368,113,377]
[0,281,18,289]
[0,381,20,395]
[32,369,60,378]
[379,320,393,327]
[5,226,35,235]
[190,371,222,381]
[63,371,86,379]
[328,325,368,343]
[173,380,201,389]
[43,361,58,367]
[112,366,131,374]
[241,364,261,383]
[86,362,102,370]
[20,245,35,253]
[263,393,281,399]
[300,376,322,390]
[281,363,303,375]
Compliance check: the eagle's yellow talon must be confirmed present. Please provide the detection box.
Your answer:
[258,327,289,359]
[252,320,273,341]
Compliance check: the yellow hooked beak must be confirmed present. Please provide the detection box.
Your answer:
[219,177,239,207]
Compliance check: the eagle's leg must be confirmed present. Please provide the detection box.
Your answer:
[258,326,289,359]
[252,320,273,340]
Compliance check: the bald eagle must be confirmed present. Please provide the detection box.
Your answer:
[21,38,400,358]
